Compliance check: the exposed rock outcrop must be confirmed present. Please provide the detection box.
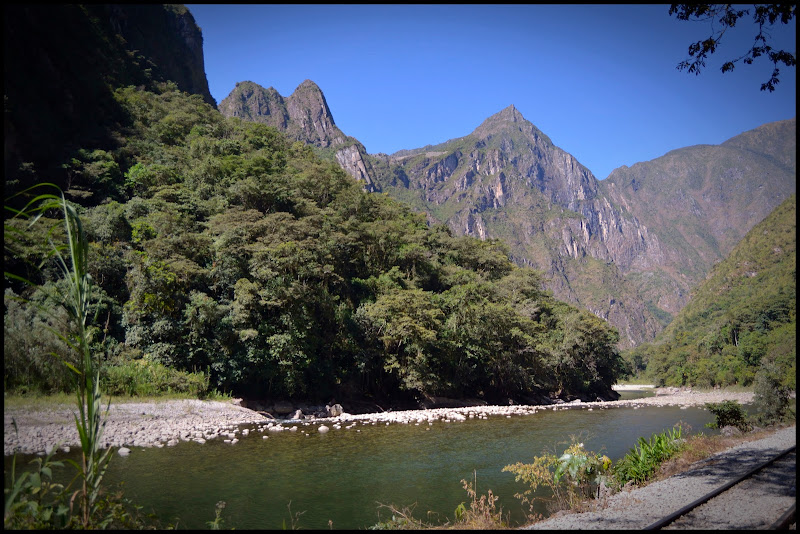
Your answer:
[104,4,216,106]
[335,144,378,191]
[216,80,795,348]
[3,4,216,198]
[366,106,667,347]
[219,80,379,191]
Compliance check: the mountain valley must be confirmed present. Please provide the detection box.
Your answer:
[220,80,796,347]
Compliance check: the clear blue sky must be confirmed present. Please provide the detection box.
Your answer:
[185,4,796,179]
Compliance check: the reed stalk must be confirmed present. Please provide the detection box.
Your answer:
[5,183,113,527]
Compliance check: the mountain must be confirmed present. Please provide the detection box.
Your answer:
[4,4,214,200]
[633,194,796,388]
[600,117,796,317]
[376,112,795,348]
[363,105,669,347]
[218,80,379,191]
[220,78,795,348]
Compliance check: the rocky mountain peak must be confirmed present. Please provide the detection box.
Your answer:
[295,78,323,93]
[218,81,289,128]
[285,80,339,146]
[471,105,554,148]
[220,79,343,148]
[497,104,521,121]
[219,79,379,192]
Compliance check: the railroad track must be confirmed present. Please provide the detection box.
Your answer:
[646,446,796,530]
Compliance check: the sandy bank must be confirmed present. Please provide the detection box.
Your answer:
[4,389,756,456]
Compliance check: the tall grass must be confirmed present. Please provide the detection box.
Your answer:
[5,184,112,527]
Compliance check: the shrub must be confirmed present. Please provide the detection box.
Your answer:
[503,438,611,516]
[101,356,209,397]
[752,362,794,426]
[452,471,507,529]
[704,400,751,432]
[613,425,685,486]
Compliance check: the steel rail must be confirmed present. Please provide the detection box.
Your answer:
[644,445,796,530]
[769,503,795,530]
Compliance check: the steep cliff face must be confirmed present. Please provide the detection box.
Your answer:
[285,80,344,148]
[4,3,215,198]
[601,117,797,312]
[219,80,378,190]
[104,4,216,106]
[363,107,668,346]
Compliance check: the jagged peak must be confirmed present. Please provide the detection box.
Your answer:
[225,81,282,101]
[495,104,522,122]
[472,105,553,146]
[294,79,322,93]
[233,80,265,91]
[474,105,527,131]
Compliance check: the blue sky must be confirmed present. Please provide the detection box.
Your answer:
[185,4,796,180]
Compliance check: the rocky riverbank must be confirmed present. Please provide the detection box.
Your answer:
[3,387,757,456]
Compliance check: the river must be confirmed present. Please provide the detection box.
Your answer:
[5,389,736,529]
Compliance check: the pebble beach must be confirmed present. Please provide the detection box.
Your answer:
[4,386,757,456]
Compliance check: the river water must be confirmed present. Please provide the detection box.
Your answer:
[5,391,730,529]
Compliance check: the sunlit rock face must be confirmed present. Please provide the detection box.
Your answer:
[219,80,378,191]
[221,79,796,349]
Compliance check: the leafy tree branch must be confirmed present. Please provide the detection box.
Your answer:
[670,4,797,91]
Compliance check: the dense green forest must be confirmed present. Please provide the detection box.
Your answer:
[4,83,627,406]
[624,194,796,389]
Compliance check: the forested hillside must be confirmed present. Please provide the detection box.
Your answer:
[625,195,796,389]
[221,79,795,351]
[4,84,626,407]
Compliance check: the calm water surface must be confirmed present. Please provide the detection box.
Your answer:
[6,393,725,529]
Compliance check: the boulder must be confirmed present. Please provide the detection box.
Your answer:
[720,425,742,436]
[326,403,344,417]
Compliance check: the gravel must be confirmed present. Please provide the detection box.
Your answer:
[4,399,267,455]
[525,424,797,530]
[0,387,771,457]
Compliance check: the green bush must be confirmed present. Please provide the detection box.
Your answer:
[503,439,612,514]
[101,356,209,397]
[752,362,794,426]
[704,400,751,432]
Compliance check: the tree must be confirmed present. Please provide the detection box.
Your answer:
[669,4,797,91]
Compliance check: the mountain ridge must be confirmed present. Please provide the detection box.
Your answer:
[219,80,379,191]
[634,194,796,388]
[218,78,795,348]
